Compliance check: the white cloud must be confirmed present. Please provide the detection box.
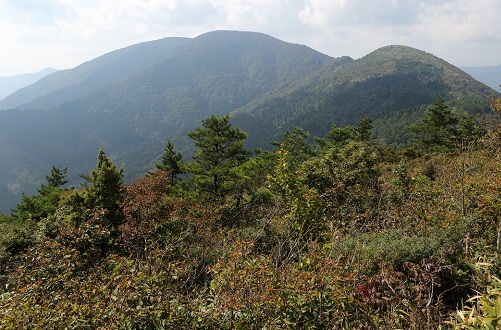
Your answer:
[0,0,500,75]
[295,0,501,65]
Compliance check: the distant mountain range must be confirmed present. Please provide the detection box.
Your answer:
[0,30,498,213]
[0,68,58,100]
[461,65,501,92]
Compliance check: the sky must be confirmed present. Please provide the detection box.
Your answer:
[0,0,500,76]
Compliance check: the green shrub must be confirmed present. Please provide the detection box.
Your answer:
[0,219,35,262]
[330,225,465,272]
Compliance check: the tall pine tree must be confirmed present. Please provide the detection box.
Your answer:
[86,146,124,227]
[188,114,250,198]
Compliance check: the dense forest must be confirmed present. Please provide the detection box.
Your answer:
[1,96,500,329]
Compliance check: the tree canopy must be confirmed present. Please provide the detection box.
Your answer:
[86,146,124,227]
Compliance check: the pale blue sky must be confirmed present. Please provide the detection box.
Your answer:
[1,0,500,76]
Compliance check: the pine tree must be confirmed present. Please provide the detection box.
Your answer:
[455,114,486,147]
[411,96,458,151]
[45,166,68,188]
[188,114,250,198]
[87,146,124,226]
[155,140,184,183]
[11,166,69,222]
[354,116,373,142]
[316,123,354,149]
[272,127,315,170]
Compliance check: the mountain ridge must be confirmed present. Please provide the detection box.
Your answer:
[0,68,57,100]
[461,64,501,91]
[0,37,190,110]
[0,31,498,213]
[231,44,495,147]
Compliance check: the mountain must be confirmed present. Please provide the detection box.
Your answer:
[461,65,501,91]
[0,30,336,212]
[0,37,190,110]
[232,45,496,148]
[63,30,338,139]
[0,32,498,213]
[0,68,57,100]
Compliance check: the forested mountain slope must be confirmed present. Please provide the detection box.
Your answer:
[59,31,339,143]
[0,31,337,212]
[0,32,498,213]
[232,45,496,148]
[0,37,190,110]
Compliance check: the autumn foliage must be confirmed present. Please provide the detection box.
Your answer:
[1,101,501,328]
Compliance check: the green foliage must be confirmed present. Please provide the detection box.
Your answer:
[450,261,501,329]
[272,127,316,169]
[354,115,374,142]
[10,166,68,223]
[315,122,354,150]
[268,148,325,244]
[316,116,373,149]
[411,96,459,151]
[155,140,184,183]
[86,146,124,227]
[331,227,465,272]
[1,112,500,328]
[325,123,354,146]
[456,114,487,147]
[300,140,384,232]
[10,189,60,223]
[45,166,68,188]
[226,155,276,210]
[188,114,250,199]
[0,218,35,262]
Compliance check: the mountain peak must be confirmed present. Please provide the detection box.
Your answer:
[360,44,445,68]
[0,31,497,213]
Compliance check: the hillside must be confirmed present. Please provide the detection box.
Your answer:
[1,91,501,328]
[66,30,338,144]
[0,68,57,100]
[232,45,496,148]
[0,33,498,213]
[0,37,190,110]
[0,30,336,212]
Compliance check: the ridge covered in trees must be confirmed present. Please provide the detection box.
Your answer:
[0,31,497,213]
[1,97,500,328]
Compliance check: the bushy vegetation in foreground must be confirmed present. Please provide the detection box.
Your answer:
[1,100,501,329]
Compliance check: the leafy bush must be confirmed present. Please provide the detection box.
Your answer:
[330,226,466,272]
[451,263,501,329]
[0,219,35,262]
